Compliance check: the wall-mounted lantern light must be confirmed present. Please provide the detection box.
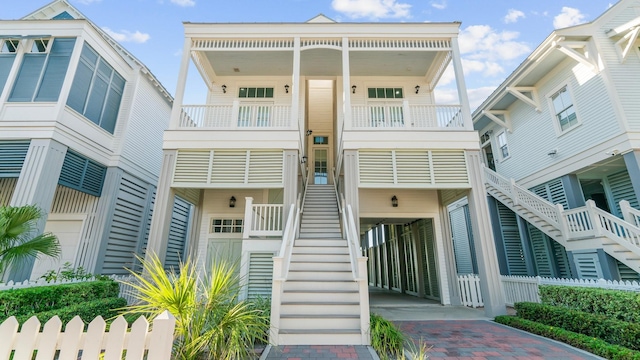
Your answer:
[229,196,236,208]
[351,85,357,94]
[306,129,313,136]
[301,156,307,164]
[391,195,398,208]
[284,84,290,93]
[415,85,420,94]
[221,84,227,93]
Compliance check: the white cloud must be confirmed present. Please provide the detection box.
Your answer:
[430,1,446,10]
[459,25,530,62]
[171,0,195,6]
[331,0,411,19]
[436,86,498,111]
[103,27,150,43]
[504,9,525,24]
[553,7,586,29]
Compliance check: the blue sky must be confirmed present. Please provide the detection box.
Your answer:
[3,0,617,108]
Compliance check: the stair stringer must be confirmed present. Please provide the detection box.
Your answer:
[485,184,640,275]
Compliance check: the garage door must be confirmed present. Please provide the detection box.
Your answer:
[30,215,84,280]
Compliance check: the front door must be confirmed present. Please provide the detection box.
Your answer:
[313,148,329,184]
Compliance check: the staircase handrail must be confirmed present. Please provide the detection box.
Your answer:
[621,200,640,227]
[332,167,343,214]
[588,203,640,254]
[484,167,561,227]
[345,204,365,280]
[276,204,300,278]
[299,167,311,214]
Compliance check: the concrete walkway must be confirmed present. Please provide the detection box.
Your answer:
[262,288,604,359]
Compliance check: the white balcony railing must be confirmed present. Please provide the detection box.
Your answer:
[179,102,292,128]
[351,101,464,129]
[243,198,284,237]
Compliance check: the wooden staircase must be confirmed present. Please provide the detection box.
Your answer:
[274,185,364,345]
[484,168,640,274]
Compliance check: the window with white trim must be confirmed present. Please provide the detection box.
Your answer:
[0,39,19,94]
[367,87,404,127]
[8,38,76,102]
[550,85,578,132]
[497,131,509,159]
[367,87,403,99]
[238,87,273,98]
[67,43,125,134]
[210,219,243,233]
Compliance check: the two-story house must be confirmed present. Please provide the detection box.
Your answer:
[0,0,189,281]
[473,0,640,282]
[146,15,507,345]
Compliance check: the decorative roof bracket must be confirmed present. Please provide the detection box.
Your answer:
[482,110,512,133]
[614,26,640,63]
[553,39,598,71]
[506,86,541,112]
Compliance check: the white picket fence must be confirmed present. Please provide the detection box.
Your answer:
[0,275,139,305]
[458,274,640,308]
[0,311,175,360]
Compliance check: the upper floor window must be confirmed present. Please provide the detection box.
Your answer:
[550,85,578,132]
[8,38,76,102]
[497,131,509,159]
[67,43,125,134]
[238,87,273,98]
[1,40,19,53]
[0,40,20,95]
[210,219,243,233]
[367,87,403,99]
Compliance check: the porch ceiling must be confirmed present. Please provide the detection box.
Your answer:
[201,48,442,77]
[576,156,626,180]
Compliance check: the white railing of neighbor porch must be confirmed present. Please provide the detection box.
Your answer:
[621,200,640,227]
[0,311,175,360]
[458,274,640,308]
[351,102,464,129]
[179,102,292,128]
[243,198,284,238]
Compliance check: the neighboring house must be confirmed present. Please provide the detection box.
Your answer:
[0,0,185,281]
[146,14,506,345]
[472,0,640,282]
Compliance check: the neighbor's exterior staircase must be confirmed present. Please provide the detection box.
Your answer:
[275,184,363,345]
[483,167,640,274]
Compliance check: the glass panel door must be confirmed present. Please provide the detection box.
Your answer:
[314,148,328,184]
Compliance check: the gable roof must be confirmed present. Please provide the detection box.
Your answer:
[306,14,336,23]
[20,0,172,103]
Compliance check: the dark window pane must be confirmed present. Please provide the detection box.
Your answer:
[368,88,376,98]
[239,87,247,97]
[0,55,16,94]
[85,76,108,125]
[385,88,394,98]
[257,87,265,98]
[101,86,122,133]
[395,88,403,98]
[265,87,273,97]
[376,88,385,98]
[9,54,45,101]
[248,87,256,97]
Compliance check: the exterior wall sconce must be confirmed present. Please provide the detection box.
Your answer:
[221,84,227,93]
[391,195,398,207]
[285,84,290,93]
[547,149,557,156]
[306,129,313,136]
[351,85,357,94]
[229,196,236,208]
[415,85,420,94]
[301,156,307,163]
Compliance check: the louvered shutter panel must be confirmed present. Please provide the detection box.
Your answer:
[248,151,283,184]
[431,151,468,184]
[247,252,274,299]
[84,73,108,124]
[527,224,554,277]
[573,252,602,279]
[211,150,247,183]
[0,141,30,178]
[0,55,16,94]
[165,196,191,271]
[359,151,393,184]
[9,55,46,101]
[530,179,567,209]
[101,73,125,134]
[140,190,156,260]
[173,151,211,183]
[497,203,528,275]
[550,241,572,278]
[419,219,440,299]
[608,170,639,217]
[102,174,148,275]
[35,38,74,101]
[616,260,640,281]
[58,151,106,197]
[449,206,474,275]
[395,151,430,184]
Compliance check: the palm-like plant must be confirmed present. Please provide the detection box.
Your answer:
[0,205,60,277]
[122,254,269,360]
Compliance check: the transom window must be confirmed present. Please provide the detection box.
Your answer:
[480,131,491,145]
[30,39,50,53]
[367,87,403,99]
[313,136,328,145]
[238,87,273,98]
[551,86,578,131]
[1,40,19,53]
[497,131,509,159]
[210,219,243,233]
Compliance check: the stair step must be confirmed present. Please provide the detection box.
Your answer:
[280,302,359,315]
[280,316,360,330]
[292,247,349,254]
[282,290,358,302]
[299,233,343,239]
[295,239,346,247]
[283,280,358,291]
[289,261,352,271]
[287,270,353,281]
[277,331,362,345]
[290,254,350,262]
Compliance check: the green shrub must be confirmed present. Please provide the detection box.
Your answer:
[539,285,640,323]
[15,297,127,325]
[495,315,640,360]
[247,296,271,344]
[0,280,119,320]
[515,302,640,350]
[370,313,405,360]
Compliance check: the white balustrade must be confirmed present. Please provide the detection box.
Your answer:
[563,207,593,237]
[244,201,284,237]
[620,200,640,227]
[179,103,292,128]
[351,103,464,129]
[409,104,464,128]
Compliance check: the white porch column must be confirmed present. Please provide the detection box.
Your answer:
[283,150,299,224]
[341,37,353,130]
[146,150,177,264]
[343,149,359,225]
[291,37,301,130]
[438,198,463,306]
[7,139,67,281]
[465,150,506,317]
[450,37,473,130]
[169,37,192,129]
